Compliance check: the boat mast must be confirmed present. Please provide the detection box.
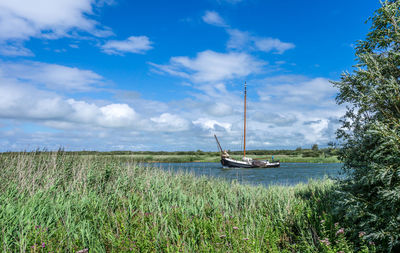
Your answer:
[244,81,247,157]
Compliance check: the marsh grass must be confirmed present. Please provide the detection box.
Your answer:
[0,151,369,252]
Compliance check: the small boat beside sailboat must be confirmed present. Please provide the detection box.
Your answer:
[214,82,280,168]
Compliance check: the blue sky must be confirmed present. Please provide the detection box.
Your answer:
[0,0,381,151]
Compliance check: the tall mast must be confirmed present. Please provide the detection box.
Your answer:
[244,81,247,157]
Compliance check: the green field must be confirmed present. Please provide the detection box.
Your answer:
[0,151,372,252]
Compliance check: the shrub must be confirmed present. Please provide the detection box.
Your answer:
[333,1,400,251]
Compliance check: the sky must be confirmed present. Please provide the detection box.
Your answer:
[0,0,381,151]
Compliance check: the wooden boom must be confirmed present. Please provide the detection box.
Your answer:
[214,134,223,153]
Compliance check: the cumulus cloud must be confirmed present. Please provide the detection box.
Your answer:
[150,50,266,83]
[202,11,228,27]
[0,85,137,129]
[257,75,337,107]
[101,36,153,55]
[150,113,190,131]
[0,59,341,150]
[0,0,112,40]
[254,38,295,54]
[99,104,137,127]
[0,0,113,41]
[0,73,344,151]
[0,1,155,57]
[193,118,232,132]
[180,75,341,150]
[227,29,295,54]
[245,75,343,146]
[0,63,137,129]
[0,0,117,57]
[0,61,103,92]
[0,82,71,120]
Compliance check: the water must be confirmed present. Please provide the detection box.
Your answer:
[144,162,343,187]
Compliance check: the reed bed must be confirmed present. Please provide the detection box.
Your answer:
[0,151,371,252]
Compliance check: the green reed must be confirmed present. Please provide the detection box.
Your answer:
[0,151,370,252]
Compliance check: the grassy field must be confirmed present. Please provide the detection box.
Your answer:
[108,154,340,163]
[0,151,369,252]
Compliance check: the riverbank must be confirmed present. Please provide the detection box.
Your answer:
[105,154,340,163]
[0,152,369,252]
[2,150,339,163]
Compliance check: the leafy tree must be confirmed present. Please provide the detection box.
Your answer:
[311,144,319,151]
[301,150,320,158]
[333,1,400,251]
[324,142,336,156]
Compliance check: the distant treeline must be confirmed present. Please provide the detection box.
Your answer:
[1,145,338,158]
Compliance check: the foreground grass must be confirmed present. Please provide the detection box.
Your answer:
[0,152,369,252]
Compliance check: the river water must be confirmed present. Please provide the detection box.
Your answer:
[145,162,343,187]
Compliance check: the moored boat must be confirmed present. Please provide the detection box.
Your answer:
[215,135,280,168]
[214,82,280,168]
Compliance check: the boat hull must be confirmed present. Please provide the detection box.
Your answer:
[221,158,280,168]
[221,158,254,168]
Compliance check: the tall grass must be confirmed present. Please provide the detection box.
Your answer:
[0,151,370,252]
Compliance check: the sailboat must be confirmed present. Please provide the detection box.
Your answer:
[214,82,280,168]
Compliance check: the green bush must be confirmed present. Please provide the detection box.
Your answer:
[333,1,400,251]
[302,151,321,157]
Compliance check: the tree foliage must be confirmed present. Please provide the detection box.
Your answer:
[333,1,400,251]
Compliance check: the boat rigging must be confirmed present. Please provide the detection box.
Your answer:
[214,82,280,168]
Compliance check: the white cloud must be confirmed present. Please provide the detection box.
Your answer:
[99,104,137,128]
[226,29,250,50]
[150,50,266,83]
[0,60,343,150]
[101,36,153,55]
[201,13,294,54]
[150,113,190,131]
[0,0,113,41]
[0,81,69,120]
[0,62,138,129]
[0,61,103,92]
[65,99,99,124]
[0,42,33,56]
[247,76,343,146]
[202,11,228,27]
[0,81,137,129]
[227,29,295,54]
[193,118,232,132]
[257,76,337,107]
[254,38,295,54]
[206,102,233,117]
